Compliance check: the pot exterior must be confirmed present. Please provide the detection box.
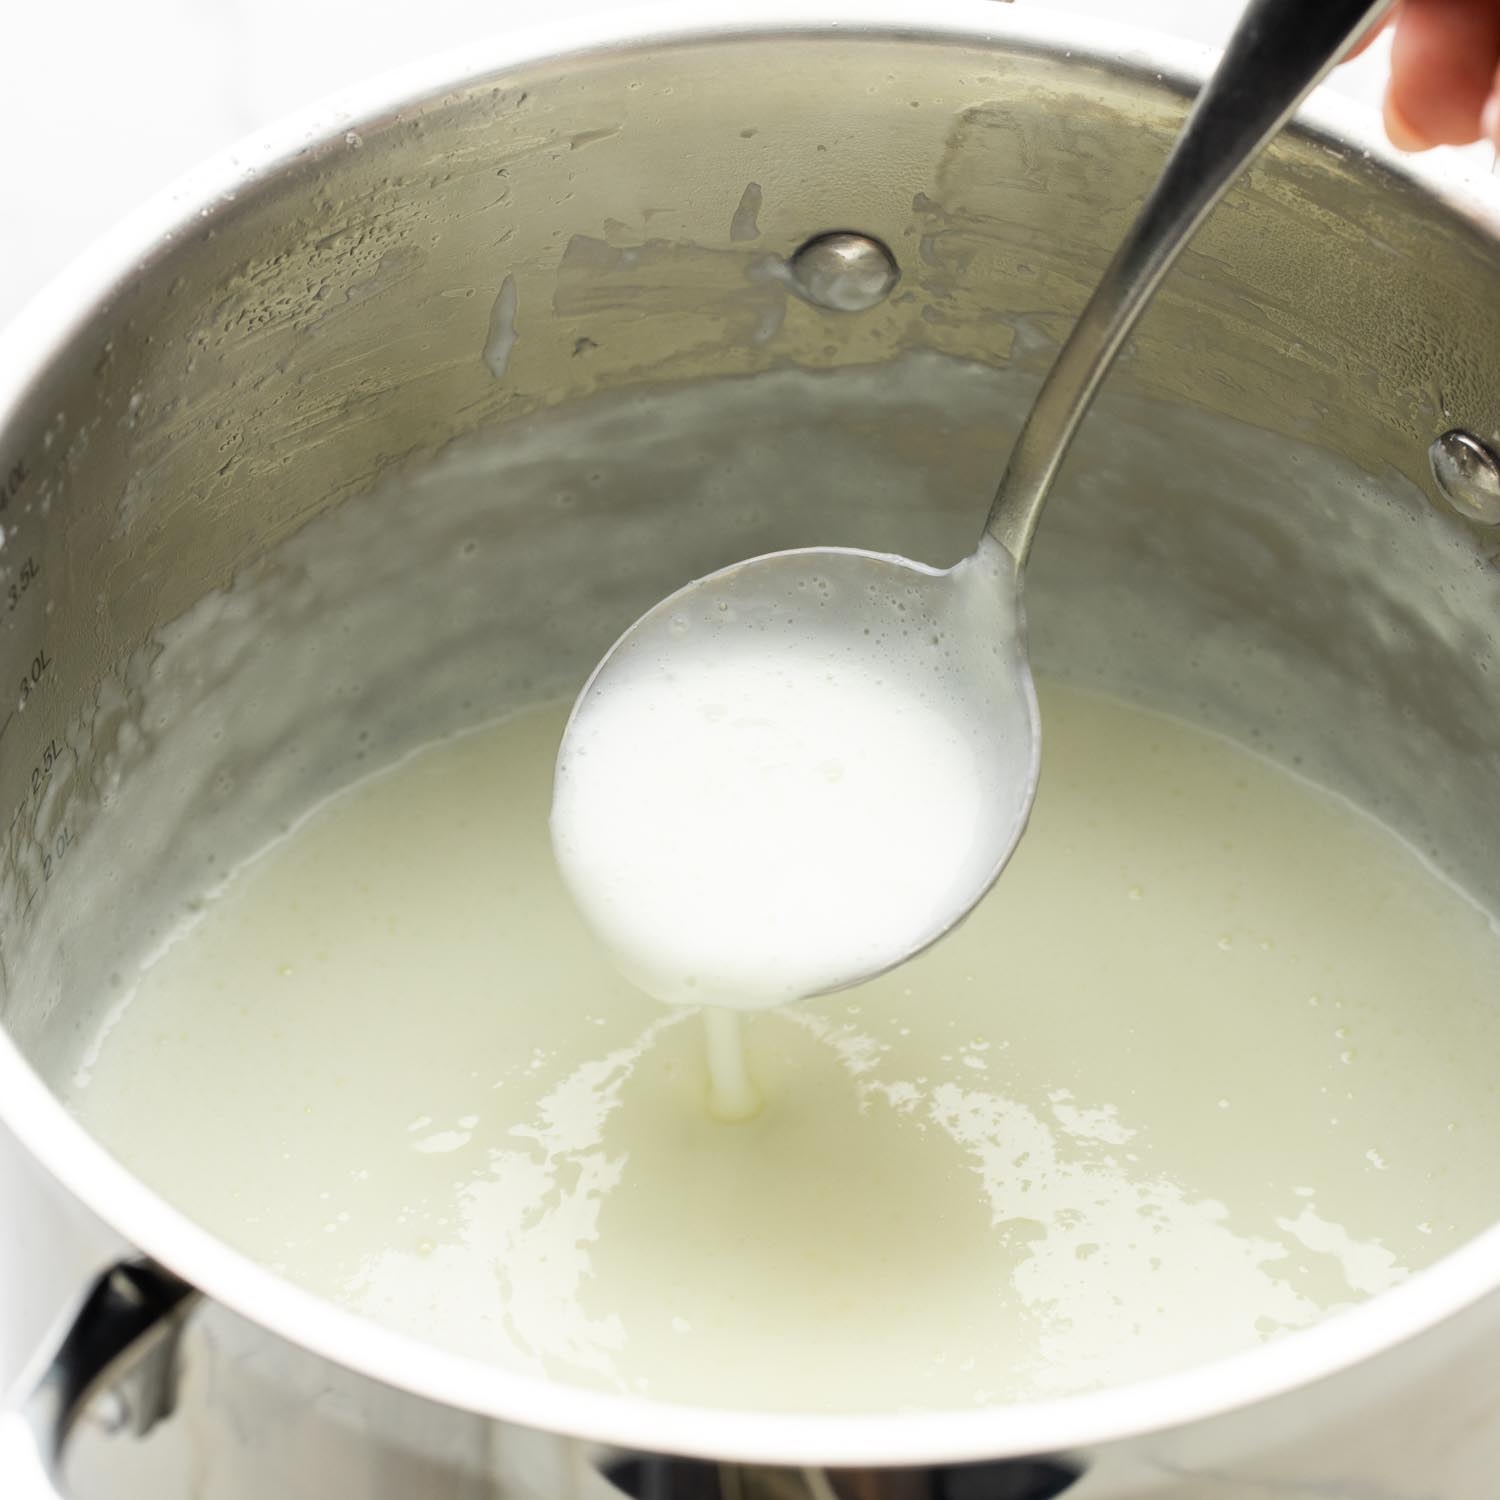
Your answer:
[27,1221,1500,1498]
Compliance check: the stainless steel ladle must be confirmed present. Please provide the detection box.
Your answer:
[558,0,1391,997]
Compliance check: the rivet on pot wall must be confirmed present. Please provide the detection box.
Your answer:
[788,232,900,312]
[1429,429,1500,526]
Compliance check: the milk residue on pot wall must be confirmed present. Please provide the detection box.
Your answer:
[484,275,520,381]
[9,353,1500,1076]
[11,352,1500,1079]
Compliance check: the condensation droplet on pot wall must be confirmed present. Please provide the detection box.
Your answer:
[484,274,519,380]
[729,182,763,243]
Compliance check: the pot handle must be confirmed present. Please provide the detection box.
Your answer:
[599,1457,1085,1500]
[0,1260,197,1500]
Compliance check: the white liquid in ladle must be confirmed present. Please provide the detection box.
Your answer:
[550,541,1037,1111]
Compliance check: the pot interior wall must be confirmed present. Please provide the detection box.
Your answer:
[0,31,1498,1105]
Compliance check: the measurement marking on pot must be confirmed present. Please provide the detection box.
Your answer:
[8,741,63,833]
[0,458,27,513]
[14,825,75,918]
[27,738,62,798]
[16,645,53,709]
[6,555,39,612]
[42,826,74,881]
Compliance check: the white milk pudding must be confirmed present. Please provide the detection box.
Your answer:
[64,683,1500,1412]
[551,541,1034,1016]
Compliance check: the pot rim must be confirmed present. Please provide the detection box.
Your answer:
[3,0,1499,1467]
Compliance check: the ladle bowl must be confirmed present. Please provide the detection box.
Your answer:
[552,539,1037,1008]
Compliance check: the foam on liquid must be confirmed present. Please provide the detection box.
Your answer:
[64,686,1500,1411]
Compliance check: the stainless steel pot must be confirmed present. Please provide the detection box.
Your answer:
[4,5,1500,1498]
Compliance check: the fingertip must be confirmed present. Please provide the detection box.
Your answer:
[1386,0,1500,146]
[1384,90,1436,151]
[1483,92,1500,149]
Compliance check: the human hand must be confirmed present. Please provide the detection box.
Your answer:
[1352,0,1500,150]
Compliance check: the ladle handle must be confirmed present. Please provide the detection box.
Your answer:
[984,0,1392,568]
